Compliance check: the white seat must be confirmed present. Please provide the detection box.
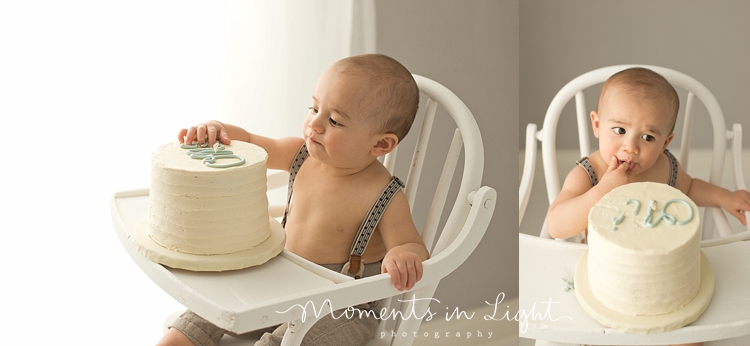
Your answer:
[519,64,750,245]
[518,65,750,346]
[110,74,496,346]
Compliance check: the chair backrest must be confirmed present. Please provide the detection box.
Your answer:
[520,65,748,244]
[385,75,485,253]
[370,75,494,346]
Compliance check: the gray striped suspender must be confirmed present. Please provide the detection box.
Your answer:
[281,144,310,228]
[576,157,599,187]
[664,148,678,188]
[343,176,404,278]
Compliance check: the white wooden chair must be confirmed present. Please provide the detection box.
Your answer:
[519,64,750,246]
[518,65,750,346]
[110,75,496,346]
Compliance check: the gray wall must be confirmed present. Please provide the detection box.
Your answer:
[377,0,519,309]
[521,0,750,150]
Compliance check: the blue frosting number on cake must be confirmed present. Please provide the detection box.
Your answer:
[609,198,693,230]
[180,143,246,168]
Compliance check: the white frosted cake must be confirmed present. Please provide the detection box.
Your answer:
[134,141,285,271]
[575,182,714,334]
[587,182,701,316]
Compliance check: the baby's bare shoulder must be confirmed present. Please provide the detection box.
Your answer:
[347,159,394,188]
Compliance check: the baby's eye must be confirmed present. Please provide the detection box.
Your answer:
[641,134,655,142]
[329,117,341,127]
[308,106,318,114]
[613,127,626,135]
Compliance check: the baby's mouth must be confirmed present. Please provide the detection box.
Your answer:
[619,160,636,171]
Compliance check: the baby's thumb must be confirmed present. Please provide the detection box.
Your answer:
[737,210,748,227]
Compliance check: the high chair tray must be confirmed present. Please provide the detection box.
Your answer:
[519,233,750,345]
[110,189,402,334]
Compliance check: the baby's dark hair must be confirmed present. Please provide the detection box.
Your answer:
[598,67,680,133]
[335,54,419,142]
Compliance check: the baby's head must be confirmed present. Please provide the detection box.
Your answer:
[305,54,418,166]
[591,68,680,173]
[326,54,419,142]
[596,67,679,134]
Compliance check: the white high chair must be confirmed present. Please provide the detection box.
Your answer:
[110,75,496,346]
[518,65,750,345]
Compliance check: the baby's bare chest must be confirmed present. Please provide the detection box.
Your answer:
[288,176,383,230]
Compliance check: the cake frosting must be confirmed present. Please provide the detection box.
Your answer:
[587,182,701,316]
[147,141,271,255]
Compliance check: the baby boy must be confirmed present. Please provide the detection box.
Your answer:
[547,67,750,242]
[157,54,429,346]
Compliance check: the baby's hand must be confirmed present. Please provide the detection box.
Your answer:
[719,189,750,226]
[178,120,231,147]
[382,248,424,291]
[598,156,630,193]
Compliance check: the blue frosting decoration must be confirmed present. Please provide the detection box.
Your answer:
[625,199,641,215]
[644,199,694,228]
[609,198,693,229]
[180,143,246,168]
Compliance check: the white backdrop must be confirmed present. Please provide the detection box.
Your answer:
[217,0,375,139]
[0,1,373,344]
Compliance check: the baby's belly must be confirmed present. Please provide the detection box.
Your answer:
[284,223,386,265]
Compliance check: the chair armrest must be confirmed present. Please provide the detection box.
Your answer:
[519,123,538,225]
[732,123,750,233]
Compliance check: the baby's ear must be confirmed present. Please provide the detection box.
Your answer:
[590,111,601,138]
[663,133,675,150]
[371,133,398,157]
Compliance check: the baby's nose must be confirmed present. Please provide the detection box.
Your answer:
[622,138,639,154]
[308,115,324,133]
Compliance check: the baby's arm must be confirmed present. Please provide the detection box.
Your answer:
[378,191,429,291]
[177,120,304,171]
[676,168,750,226]
[547,156,630,239]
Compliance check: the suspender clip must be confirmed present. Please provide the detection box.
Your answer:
[341,255,364,279]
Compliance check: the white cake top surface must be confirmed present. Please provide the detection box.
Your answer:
[588,182,699,254]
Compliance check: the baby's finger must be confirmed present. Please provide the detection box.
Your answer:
[196,125,207,145]
[185,127,198,144]
[388,271,402,290]
[219,132,231,145]
[739,210,747,227]
[616,160,630,172]
[405,261,417,290]
[177,128,188,143]
[397,262,408,291]
[606,156,619,172]
[207,127,217,147]
[382,262,403,290]
[727,208,747,226]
